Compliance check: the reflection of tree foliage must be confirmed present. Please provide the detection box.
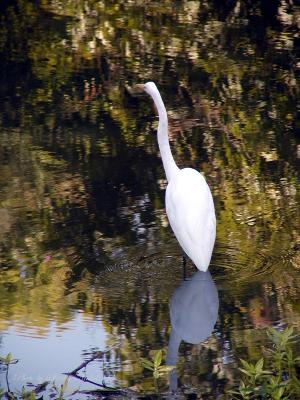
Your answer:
[0,0,299,392]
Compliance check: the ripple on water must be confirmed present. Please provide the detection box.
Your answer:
[211,237,298,287]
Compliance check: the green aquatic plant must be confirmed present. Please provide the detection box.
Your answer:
[228,327,300,399]
[0,353,38,400]
[0,352,19,393]
[0,352,19,366]
[141,349,174,379]
[0,353,70,399]
[51,377,70,400]
[18,387,37,400]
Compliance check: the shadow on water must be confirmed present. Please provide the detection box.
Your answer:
[166,271,219,394]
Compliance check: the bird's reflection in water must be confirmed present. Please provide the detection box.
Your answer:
[166,271,219,392]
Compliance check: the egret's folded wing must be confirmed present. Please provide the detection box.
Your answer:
[166,168,216,269]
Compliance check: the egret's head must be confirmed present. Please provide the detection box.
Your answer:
[130,82,161,115]
[131,82,157,96]
[131,84,144,94]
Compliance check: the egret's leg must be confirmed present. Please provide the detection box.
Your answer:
[182,253,187,281]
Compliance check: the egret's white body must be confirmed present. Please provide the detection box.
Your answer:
[143,82,216,272]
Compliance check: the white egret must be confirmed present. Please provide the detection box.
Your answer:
[137,82,216,271]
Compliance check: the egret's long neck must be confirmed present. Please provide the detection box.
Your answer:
[149,90,179,182]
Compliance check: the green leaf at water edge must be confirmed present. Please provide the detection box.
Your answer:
[20,387,36,400]
[239,359,256,375]
[227,380,253,399]
[141,358,154,371]
[157,365,175,376]
[0,352,18,365]
[239,367,253,377]
[267,327,298,348]
[153,369,159,379]
[272,386,285,400]
[6,353,12,364]
[154,350,162,369]
[255,358,264,373]
[239,358,271,379]
[59,376,69,398]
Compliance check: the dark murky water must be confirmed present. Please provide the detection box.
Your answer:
[0,0,299,397]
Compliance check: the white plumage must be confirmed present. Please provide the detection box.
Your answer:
[142,82,216,271]
[166,168,216,270]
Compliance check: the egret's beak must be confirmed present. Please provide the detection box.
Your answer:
[132,84,145,94]
[126,84,145,96]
